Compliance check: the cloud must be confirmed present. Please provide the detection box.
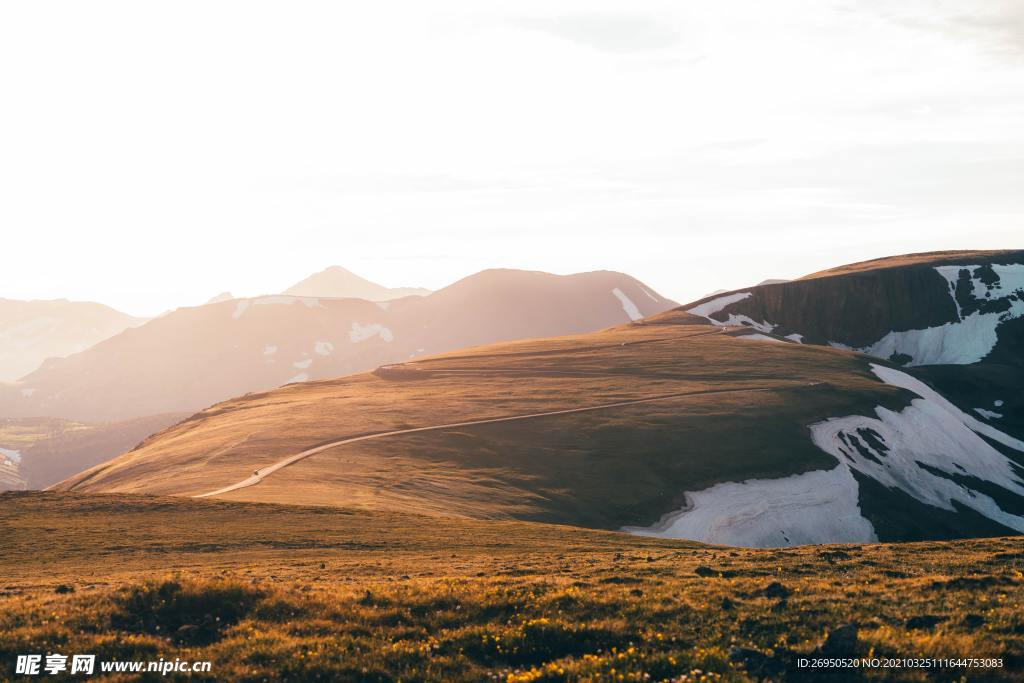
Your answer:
[510,12,681,54]
[867,1,1024,59]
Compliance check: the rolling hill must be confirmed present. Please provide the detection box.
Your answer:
[0,413,188,491]
[56,305,1024,546]
[0,298,145,382]
[0,269,674,423]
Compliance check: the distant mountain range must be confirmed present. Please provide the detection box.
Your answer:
[0,269,675,423]
[57,250,1024,547]
[0,298,145,382]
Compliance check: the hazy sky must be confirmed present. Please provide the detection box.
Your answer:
[3,1,1023,316]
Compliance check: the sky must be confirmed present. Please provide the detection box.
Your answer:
[2,0,1023,316]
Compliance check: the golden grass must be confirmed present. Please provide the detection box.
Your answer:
[55,322,908,531]
[2,493,1022,681]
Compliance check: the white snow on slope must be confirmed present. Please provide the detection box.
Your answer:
[856,264,1024,366]
[686,292,777,332]
[349,322,394,343]
[263,345,277,356]
[628,363,1024,547]
[785,334,804,343]
[736,333,785,343]
[687,292,751,317]
[287,373,309,383]
[612,288,643,321]
[975,408,1003,420]
[315,341,334,356]
[859,309,1015,365]
[293,358,312,369]
[810,364,1024,533]
[21,388,34,397]
[640,286,659,302]
[625,465,876,547]
[233,296,323,320]
[0,447,21,464]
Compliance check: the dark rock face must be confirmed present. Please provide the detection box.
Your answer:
[693,266,960,347]
[683,250,1024,359]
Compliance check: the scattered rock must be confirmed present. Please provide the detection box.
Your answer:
[771,599,788,613]
[906,615,945,630]
[764,581,790,599]
[962,614,986,628]
[729,646,784,677]
[721,597,735,611]
[319,562,326,569]
[54,584,75,594]
[175,624,199,641]
[694,565,716,578]
[817,624,859,657]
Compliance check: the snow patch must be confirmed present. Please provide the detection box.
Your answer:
[852,264,1024,366]
[687,292,751,317]
[20,388,35,397]
[612,288,643,321]
[287,373,309,383]
[0,447,22,464]
[629,363,1024,546]
[809,364,1024,532]
[858,310,1012,365]
[686,292,776,332]
[350,322,394,343]
[736,333,785,343]
[263,345,277,356]
[293,358,312,369]
[995,400,1004,407]
[232,300,251,320]
[375,301,391,311]
[626,465,876,547]
[314,341,334,356]
[232,296,322,320]
[975,408,1003,420]
[785,333,804,343]
[640,286,659,302]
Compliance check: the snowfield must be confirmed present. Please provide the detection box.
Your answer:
[349,322,394,343]
[612,288,643,321]
[625,465,877,547]
[628,363,1024,547]
[687,292,751,318]
[233,296,323,320]
[735,333,785,343]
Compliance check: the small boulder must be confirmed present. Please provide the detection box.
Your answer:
[818,624,858,657]
[764,581,790,599]
[906,615,945,630]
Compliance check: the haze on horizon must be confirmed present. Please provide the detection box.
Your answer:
[3,0,1023,317]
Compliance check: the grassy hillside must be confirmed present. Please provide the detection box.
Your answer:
[55,319,907,532]
[2,493,1022,681]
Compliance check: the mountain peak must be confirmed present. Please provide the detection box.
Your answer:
[283,266,430,301]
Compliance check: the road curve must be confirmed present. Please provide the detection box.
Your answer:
[194,384,797,498]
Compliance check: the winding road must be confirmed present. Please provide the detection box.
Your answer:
[195,383,804,499]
